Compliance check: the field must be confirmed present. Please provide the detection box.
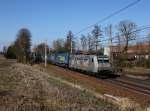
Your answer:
[0,56,120,111]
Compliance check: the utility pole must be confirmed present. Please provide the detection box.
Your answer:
[45,40,47,68]
[106,24,113,65]
[70,40,72,54]
[109,25,113,66]
[109,24,113,50]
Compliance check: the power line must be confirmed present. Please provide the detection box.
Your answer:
[55,0,141,51]
[100,35,150,49]
[86,25,150,49]
[95,25,150,43]
[72,25,150,51]
[111,35,150,44]
[74,0,141,36]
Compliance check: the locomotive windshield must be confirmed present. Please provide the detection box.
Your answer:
[97,57,109,63]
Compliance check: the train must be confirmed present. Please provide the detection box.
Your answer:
[47,52,113,77]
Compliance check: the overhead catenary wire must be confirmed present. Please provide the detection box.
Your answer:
[54,0,141,51]
[51,0,141,52]
[100,25,150,43]
[72,0,141,51]
[74,0,141,37]
[111,35,150,44]
[87,26,150,48]
[99,35,150,49]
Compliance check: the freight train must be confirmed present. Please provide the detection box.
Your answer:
[47,52,113,77]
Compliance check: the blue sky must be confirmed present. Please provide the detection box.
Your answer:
[0,0,150,50]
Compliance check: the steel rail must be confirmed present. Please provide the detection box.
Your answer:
[106,79,150,97]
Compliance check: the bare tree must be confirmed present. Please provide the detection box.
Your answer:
[3,44,16,59]
[147,33,150,51]
[15,28,32,63]
[65,31,74,53]
[3,46,7,55]
[116,33,121,52]
[53,39,65,52]
[80,34,87,51]
[136,41,143,54]
[35,43,49,56]
[92,25,103,51]
[87,33,92,51]
[117,20,137,53]
[105,24,113,46]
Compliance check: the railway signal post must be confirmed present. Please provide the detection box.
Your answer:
[45,40,47,68]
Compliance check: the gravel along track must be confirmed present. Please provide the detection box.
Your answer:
[118,76,150,89]
[106,78,150,97]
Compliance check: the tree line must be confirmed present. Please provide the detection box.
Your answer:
[52,20,139,55]
[3,28,32,63]
[3,19,150,65]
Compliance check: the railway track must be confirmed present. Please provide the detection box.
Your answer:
[47,63,150,97]
[106,78,150,97]
[118,76,150,89]
[46,64,150,97]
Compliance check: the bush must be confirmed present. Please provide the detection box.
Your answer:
[5,44,16,59]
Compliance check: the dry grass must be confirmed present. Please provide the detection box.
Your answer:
[0,61,120,111]
[34,64,150,111]
[124,67,150,76]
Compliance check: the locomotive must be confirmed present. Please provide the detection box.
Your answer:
[47,52,113,77]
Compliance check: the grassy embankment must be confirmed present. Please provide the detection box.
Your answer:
[0,62,120,111]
